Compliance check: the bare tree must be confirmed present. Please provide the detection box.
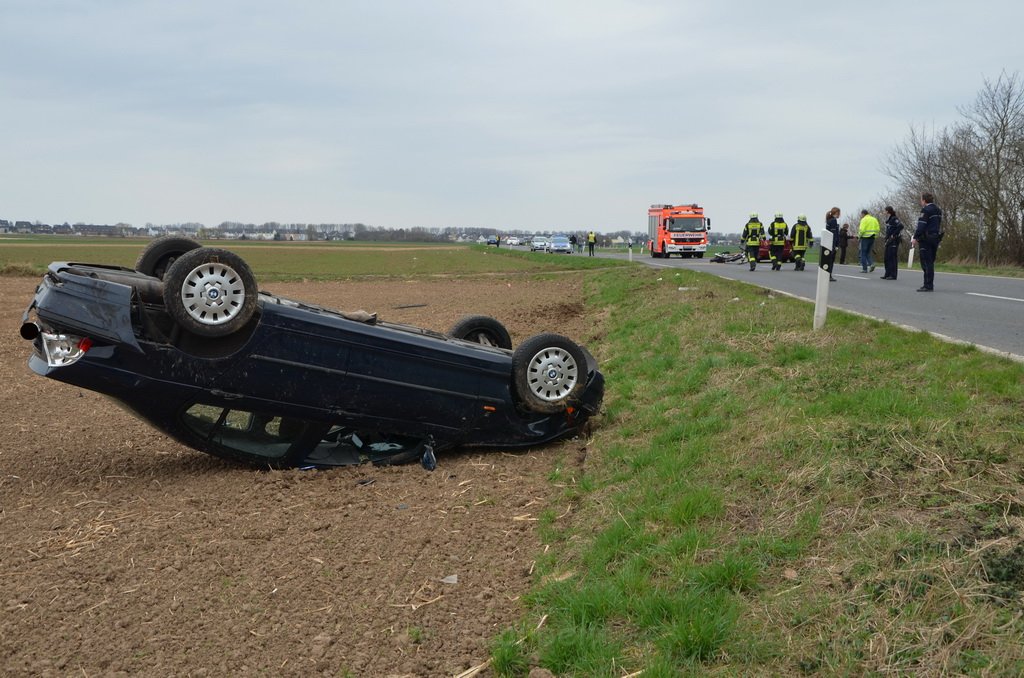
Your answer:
[886,71,1024,264]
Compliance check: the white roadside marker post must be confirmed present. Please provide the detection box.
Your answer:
[813,229,834,331]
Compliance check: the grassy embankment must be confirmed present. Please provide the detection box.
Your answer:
[481,254,1024,675]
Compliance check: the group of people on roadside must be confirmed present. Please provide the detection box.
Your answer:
[740,212,814,272]
[835,206,904,279]
[742,192,944,291]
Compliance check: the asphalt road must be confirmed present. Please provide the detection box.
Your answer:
[599,250,1024,361]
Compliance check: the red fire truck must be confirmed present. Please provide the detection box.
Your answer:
[647,203,711,258]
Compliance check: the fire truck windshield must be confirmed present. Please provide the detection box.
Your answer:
[666,217,705,232]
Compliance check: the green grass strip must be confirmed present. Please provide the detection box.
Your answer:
[493,265,1024,676]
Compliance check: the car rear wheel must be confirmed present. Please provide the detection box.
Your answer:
[135,235,202,280]
[512,333,587,413]
[448,315,513,349]
[163,247,258,337]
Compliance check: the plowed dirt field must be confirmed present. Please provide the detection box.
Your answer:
[0,274,597,677]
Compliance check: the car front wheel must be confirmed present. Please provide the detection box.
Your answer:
[163,247,258,337]
[448,315,513,349]
[512,333,587,413]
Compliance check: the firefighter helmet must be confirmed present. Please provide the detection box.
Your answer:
[797,214,807,221]
[749,212,758,219]
[775,212,784,219]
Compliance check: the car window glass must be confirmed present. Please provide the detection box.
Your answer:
[182,404,300,459]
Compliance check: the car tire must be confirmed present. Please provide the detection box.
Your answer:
[163,247,258,337]
[448,315,513,349]
[135,235,202,280]
[512,333,587,413]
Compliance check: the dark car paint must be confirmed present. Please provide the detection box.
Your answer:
[23,263,603,468]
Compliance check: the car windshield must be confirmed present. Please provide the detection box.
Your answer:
[667,217,705,232]
[551,237,569,244]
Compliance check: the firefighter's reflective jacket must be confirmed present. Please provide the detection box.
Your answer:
[790,220,811,250]
[743,219,764,246]
[769,219,788,245]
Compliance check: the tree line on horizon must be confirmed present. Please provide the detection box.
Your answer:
[3,218,645,244]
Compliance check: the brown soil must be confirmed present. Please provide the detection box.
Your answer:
[0,274,594,677]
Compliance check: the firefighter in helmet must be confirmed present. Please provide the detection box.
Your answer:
[768,213,788,270]
[741,213,764,271]
[790,214,812,270]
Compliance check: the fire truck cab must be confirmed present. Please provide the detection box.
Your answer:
[647,203,711,258]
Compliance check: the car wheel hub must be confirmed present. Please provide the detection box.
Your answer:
[180,262,246,326]
[526,347,578,402]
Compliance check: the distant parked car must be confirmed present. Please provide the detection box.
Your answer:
[548,235,573,254]
[506,236,521,246]
[530,237,550,252]
[486,237,498,246]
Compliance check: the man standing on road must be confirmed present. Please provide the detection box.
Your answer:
[790,214,812,271]
[768,213,788,271]
[858,209,880,273]
[587,230,596,256]
[912,192,943,292]
[838,224,852,265]
[881,206,904,280]
[741,213,765,272]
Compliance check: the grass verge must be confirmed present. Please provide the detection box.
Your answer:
[493,265,1024,676]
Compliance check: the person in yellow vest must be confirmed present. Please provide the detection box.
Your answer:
[587,230,596,256]
[789,215,812,271]
[768,213,788,270]
[741,213,764,271]
[858,209,881,273]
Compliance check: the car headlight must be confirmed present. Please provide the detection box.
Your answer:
[40,332,92,367]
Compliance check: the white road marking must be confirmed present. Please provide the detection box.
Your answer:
[966,292,1024,303]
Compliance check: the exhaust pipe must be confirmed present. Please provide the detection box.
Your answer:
[20,322,40,340]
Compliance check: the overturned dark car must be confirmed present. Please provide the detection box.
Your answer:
[21,237,604,469]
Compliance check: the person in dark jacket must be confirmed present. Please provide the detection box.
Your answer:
[767,213,788,270]
[912,192,943,291]
[881,206,904,280]
[790,215,812,270]
[838,224,851,264]
[741,213,765,271]
[820,207,840,281]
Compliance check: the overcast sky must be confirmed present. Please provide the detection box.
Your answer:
[2,1,1021,234]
